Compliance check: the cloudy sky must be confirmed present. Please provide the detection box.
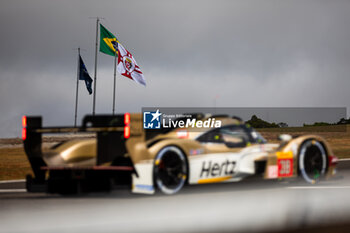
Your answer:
[0,0,350,138]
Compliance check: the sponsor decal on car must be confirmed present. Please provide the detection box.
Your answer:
[135,184,154,192]
[200,160,236,178]
[189,148,204,155]
[198,176,233,184]
[276,151,294,177]
[176,129,188,138]
[267,165,278,178]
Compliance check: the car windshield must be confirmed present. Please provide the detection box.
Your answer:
[220,127,250,145]
[196,124,267,145]
[250,128,267,144]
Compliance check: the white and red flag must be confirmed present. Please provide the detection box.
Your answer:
[117,43,146,86]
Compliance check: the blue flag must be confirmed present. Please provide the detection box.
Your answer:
[79,55,93,95]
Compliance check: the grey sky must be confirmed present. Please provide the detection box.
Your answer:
[0,0,350,137]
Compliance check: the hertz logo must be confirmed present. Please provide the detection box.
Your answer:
[200,160,236,177]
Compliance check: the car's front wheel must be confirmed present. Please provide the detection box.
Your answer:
[298,140,327,184]
[153,146,188,194]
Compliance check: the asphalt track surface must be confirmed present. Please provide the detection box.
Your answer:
[1,161,350,233]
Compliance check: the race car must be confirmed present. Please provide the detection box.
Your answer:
[22,113,338,195]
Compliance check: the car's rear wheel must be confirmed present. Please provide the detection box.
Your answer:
[298,140,327,184]
[154,146,187,194]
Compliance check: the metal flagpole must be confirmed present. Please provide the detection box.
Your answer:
[112,48,117,115]
[92,18,100,115]
[74,47,80,128]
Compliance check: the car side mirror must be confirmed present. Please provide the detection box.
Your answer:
[278,134,292,142]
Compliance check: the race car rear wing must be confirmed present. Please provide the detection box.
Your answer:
[22,113,143,181]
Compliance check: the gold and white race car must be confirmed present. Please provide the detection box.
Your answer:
[22,113,338,194]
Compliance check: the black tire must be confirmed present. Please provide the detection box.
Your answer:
[153,146,188,194]
[298,140,327,184]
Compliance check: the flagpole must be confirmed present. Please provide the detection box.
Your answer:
[112,50,117,115]
[92,18,100,115]
[74,48,80,128]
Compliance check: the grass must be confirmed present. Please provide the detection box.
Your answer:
[259,124,350,159]
[0,125,349,181]
[0,147,33,181]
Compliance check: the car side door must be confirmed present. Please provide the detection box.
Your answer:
[187,125,252,184]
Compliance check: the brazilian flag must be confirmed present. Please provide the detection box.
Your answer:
[100,24,118,56]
